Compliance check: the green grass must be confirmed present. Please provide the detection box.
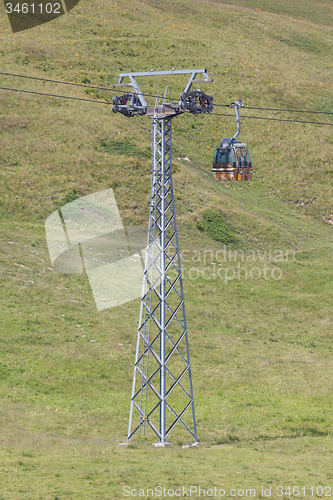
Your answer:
[99,138,151,158]
[214,0,333,27]
[1,0,333,498]
[201,208,237,244]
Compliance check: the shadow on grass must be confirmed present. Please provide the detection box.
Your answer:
[213,434,240,445]
[256,428,330,441]
[213,428,329,446]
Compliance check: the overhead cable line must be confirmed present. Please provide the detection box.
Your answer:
[0,86,111,105]
[0,71,183,102]
[1,85,332,127]
[1,70,333,116]
[0,71,121,93]
[211,111,333,126]
[238,105,333,115]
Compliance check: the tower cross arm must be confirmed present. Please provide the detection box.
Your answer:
[114,69,213,111]
[118,69,209,77]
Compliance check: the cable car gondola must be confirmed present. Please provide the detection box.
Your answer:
[212,100,252,181]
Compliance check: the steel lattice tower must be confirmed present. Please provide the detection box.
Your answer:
[113,69,213,446]
[127,117,197,446]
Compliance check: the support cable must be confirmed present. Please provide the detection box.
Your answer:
[0,71,125,93]
[210,111,333,127]
[0,71,193,103]
[240,105,333,115]
[1,71,333,116]
[0,85,332,126]
[0,85,112,104]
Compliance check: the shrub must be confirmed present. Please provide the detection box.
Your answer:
[202,209,235,244]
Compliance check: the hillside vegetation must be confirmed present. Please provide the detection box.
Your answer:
[1,0,333,498]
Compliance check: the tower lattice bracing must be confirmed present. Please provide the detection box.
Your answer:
[127,117,198,445]
[112,68,213,446]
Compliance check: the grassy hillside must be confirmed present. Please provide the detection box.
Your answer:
[215,0,333,27]
[1,0,333,498]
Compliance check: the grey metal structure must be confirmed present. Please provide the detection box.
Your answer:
[113,69,213,118]
[228,99,244,145]
[114,69,213,446]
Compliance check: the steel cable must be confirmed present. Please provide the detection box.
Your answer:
[1,71,332,116]
[1,85,332,126]
[0,85,112,104]
[210,111,333,126]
